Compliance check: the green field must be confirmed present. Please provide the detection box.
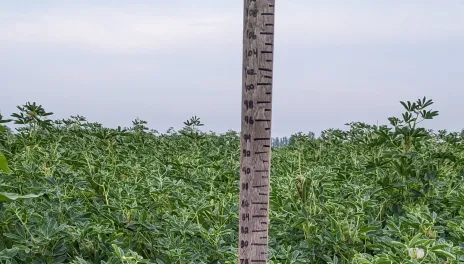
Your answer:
[0,98,463,263]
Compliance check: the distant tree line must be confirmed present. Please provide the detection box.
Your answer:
[271,137,290,147]
[273,128,464,149]
[272,131,316,148]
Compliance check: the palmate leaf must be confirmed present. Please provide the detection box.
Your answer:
[0,192,44,202]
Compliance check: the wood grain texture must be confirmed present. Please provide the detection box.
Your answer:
[238,0,275,263]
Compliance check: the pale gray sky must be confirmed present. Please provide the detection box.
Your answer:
[1,1,463,137]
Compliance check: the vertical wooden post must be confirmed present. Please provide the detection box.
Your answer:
[238,0,275,263]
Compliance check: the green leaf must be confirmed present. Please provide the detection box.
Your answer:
[111,244,125,258]
[74,257,92,264]
[291,250,301,260]
[359,225,378,234]
[0,192,44,202]
[400,101,409,111]
[452,248,464,256]
[431,244,449,250]
[0,247,19,260]
[0,119,12,124]
[409,233,428,247]
[432,249,456,260]
[0,152,11,174]
[2,233,22,241]
[388,241,408,249]
[374,258,393,264]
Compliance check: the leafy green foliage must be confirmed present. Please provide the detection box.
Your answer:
[0,98,463,263]
[0,192,44,203]
[0,118,12,174]
[0,152,11,174]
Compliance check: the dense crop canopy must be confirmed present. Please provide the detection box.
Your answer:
[0,98,463,263]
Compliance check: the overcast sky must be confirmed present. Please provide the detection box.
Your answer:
[1,1,463,137]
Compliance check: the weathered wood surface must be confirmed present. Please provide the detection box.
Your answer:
[238,0,275,263]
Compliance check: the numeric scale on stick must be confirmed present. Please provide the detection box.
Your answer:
[238,0,275,263]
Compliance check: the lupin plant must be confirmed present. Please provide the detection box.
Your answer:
[0,98,461,263]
